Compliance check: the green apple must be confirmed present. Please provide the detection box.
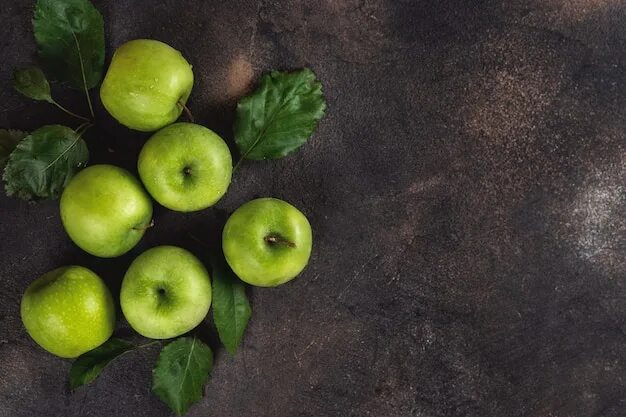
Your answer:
[60,165,153,258]
[223,198,313,287]
[21,266,115,358]
[138,123,232,212]
[100,39,194,132]
[120,246,211,339]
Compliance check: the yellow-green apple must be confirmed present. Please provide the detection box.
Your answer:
[100,39,194,131]
[222,198,313,287]
[120,246,212,339]
[21,266,115,358]
[60,165,153,258]
[137,123,232,211]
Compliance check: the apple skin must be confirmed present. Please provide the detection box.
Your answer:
[60,165,153,258]
[100,39,194,132]
[120,246,212,339]
[223,198,313,287]
[21,266,115,358]
[138,123,232,212]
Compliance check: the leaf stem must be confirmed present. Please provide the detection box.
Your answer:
[232,157,244,173]
[188,233,207,247]
[137,340,161,349]
[72,32,95,118]
[94,339,159,366]
[74,122,89,134]
[178,100,195,123]
[50,99,90,122]
[75,123,93,136]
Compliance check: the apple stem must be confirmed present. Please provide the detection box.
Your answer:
[133,219,155,232]
[264,234,296,248]
[178,100,195,123]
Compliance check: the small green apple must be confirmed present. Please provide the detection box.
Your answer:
[138,123,232,212]
[223,198,313,287]
[21,266,115,358]
[120,246,212,339]
[100,39,194,132]
[60,165,153,258]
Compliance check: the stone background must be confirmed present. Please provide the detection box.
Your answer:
[0,1,625,416]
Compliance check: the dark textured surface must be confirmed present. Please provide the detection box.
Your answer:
[1,1,625,416]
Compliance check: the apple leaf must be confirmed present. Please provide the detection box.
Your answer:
[152,337,213,416]
[13,67,53,102]
[33,0,105,90]
[70,338,135,390]
[3,125,89,200]
[234,68,326,161]
[0,129,28,170]
[211,252,252,356]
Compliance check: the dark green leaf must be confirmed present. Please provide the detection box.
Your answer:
[13,67,52,102]
[0,129,28,170]
[152,337,213,416]
[3,125,89,200]
[70,338,135,390]
[33,0,105,89]
[211,252,251,355]
[234,68,326,160]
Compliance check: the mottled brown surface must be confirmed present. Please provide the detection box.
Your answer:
[1,1,625,416]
